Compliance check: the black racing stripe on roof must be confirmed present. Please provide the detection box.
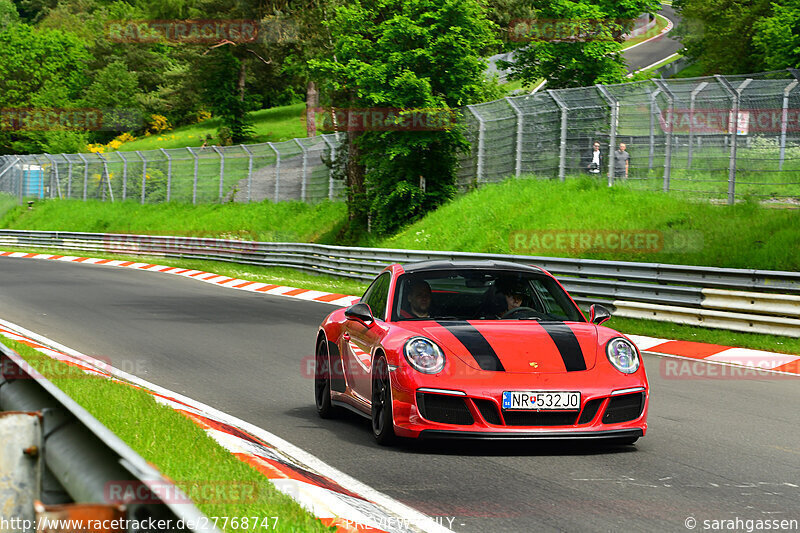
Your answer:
[436,321,505,372]
[539,323,587,372]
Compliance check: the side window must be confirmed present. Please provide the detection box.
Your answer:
[363,273,391,321]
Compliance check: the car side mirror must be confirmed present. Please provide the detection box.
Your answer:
[590,304,612,325]
[345,302,374,326]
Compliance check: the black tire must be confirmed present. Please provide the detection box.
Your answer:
[371,356,396,446]
[315,338,337,419]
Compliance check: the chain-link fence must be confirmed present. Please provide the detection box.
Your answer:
[2,69,799,205]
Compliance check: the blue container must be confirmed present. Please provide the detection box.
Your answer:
[22,166,44,198]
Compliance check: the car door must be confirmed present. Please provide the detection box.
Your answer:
[342,272,390,402]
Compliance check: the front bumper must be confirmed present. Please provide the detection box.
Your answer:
[389,365,649,439]
[419,428,643,440]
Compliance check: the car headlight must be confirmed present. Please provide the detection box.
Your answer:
[606,338,640,374]
[404,337,446,374]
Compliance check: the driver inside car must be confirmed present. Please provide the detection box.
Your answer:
[400,279,432,318]
[494,278,530,318]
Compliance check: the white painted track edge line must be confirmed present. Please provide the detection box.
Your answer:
[0,318,452,533]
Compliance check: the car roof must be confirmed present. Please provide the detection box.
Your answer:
[400,260,545,274]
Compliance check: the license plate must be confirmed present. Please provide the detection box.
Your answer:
[502,391,580,410]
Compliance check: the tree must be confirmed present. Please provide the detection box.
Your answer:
[673,0,774,74]
[312,0,499,236]
[503,0,660,88]
[0,23,91,153]
[753,0,800,70]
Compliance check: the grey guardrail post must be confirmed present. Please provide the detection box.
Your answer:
[687,81,709,169]
[596,84,618,187]
[63,154,73,199]
[0,345,220,532]
[779,79,799,170]
[654,79,675,192]
[187,147,198,204]
[159,148,172,202]
[240,144,254,203]
[548,89,569,182]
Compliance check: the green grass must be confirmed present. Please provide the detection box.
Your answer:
[0,199,347,243]
[381,176,800,272]
[670,61,707,79]
[1,337,333,532]
[116,104,308,152]
[0,193,16,219]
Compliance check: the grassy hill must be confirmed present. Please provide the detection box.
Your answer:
[114,104,309,152]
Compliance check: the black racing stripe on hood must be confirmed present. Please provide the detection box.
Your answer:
[539,323,587,372]
[436,321,505,372]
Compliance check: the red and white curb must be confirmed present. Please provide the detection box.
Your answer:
[627,335,800,376]
[0,251,360,308]
[0,319,450,533]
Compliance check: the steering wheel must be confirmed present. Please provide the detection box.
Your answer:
[501,306,542,319]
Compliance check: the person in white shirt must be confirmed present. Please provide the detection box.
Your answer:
[586,141,602,174]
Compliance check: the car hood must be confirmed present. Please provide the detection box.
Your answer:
[398,320,598,373]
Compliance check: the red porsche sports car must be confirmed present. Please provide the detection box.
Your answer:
[315,261,648,445]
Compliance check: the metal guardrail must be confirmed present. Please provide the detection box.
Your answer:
[1,229,799,337]
[0,341,219,532]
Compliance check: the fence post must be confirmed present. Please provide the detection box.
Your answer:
[159,148,172,202]
[187,147,198,204]
[654,79,675,192]
[97,152,114,202]
[118,152,128,201]
[687,81,708,169]
[505,97,524,178]
[648,88,661,171]
[76,153,89,201]
[294,139,308,202]
[212,146,224,202]
[716,76,751,205]
[466,105,485,184]
[240,144,254,203]
[268,142,280,203]
[548,90,569,182]
[779,79,799,170]
[322,134,337,201]
[136,150,147,204]
[64,155,73,199]
[43,153,61,199]
[596,84,618,186]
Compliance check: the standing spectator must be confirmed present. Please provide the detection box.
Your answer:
[614,142,630,180]
[585,141,603,175]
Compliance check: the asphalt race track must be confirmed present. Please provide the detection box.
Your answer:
[2,257,799,532]
[624,5,685,74]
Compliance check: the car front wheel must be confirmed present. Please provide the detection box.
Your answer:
[371,356,396,445]
[315,338,337,419]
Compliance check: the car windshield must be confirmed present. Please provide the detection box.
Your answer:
[391,270,585,323]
